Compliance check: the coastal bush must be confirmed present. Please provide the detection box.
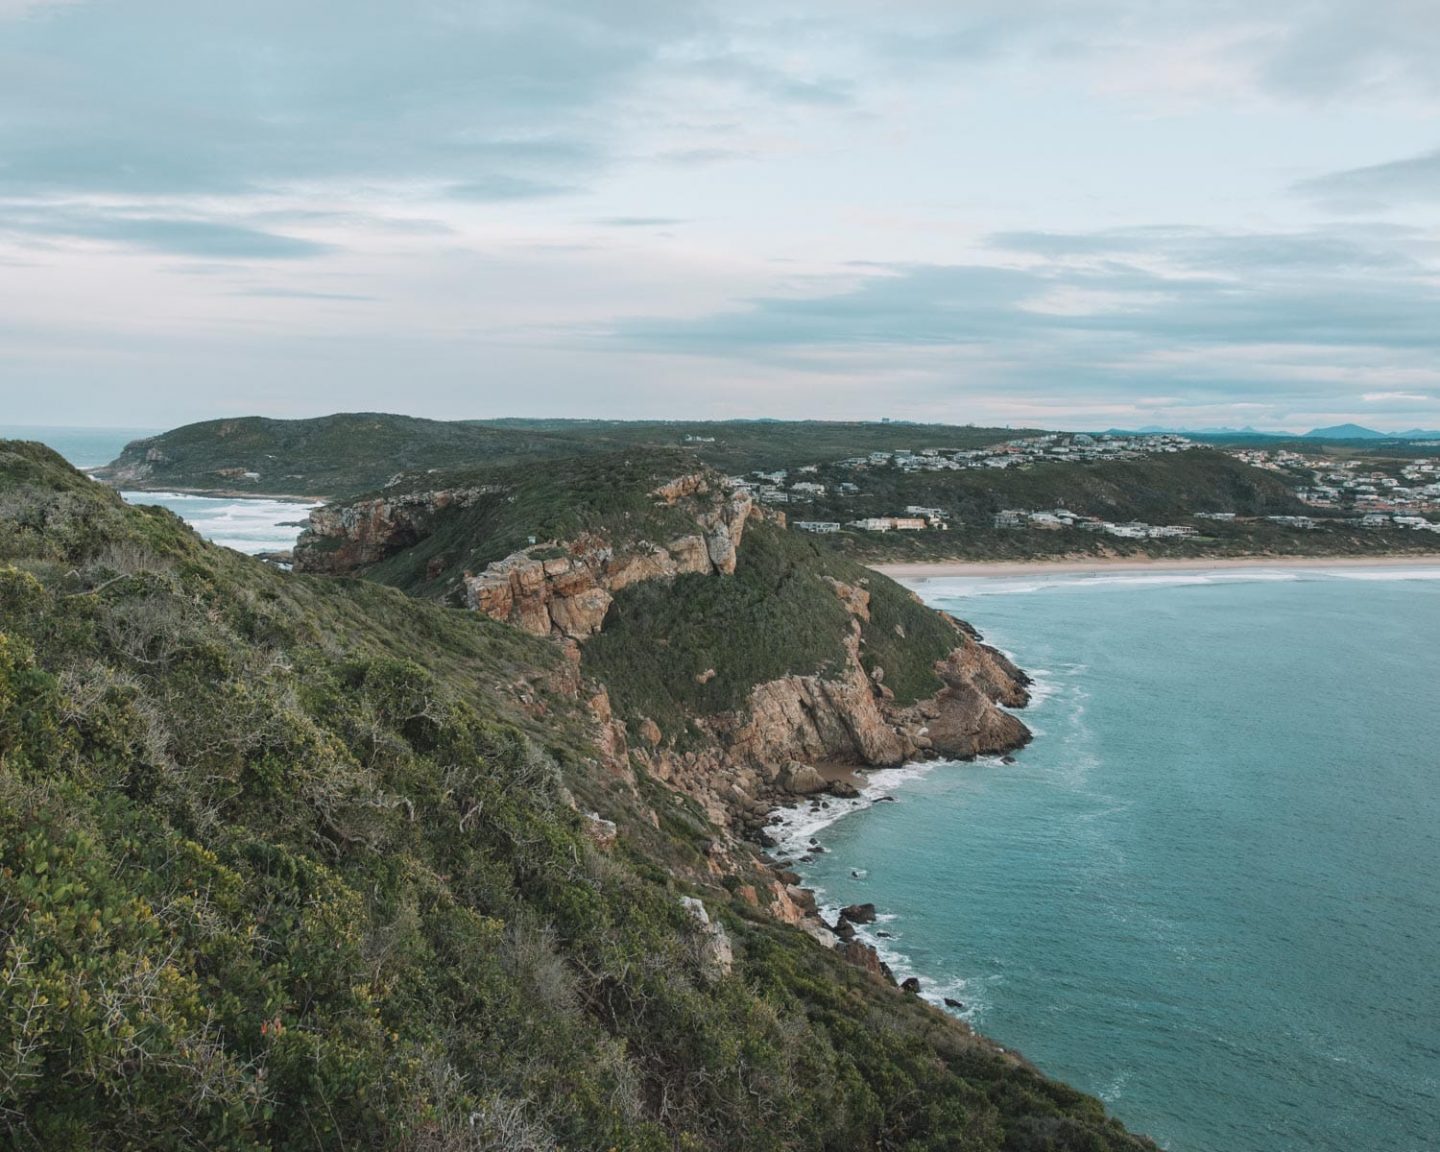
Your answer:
[0,443,1156,1151]
[360,449,716,595]
[584,521,962,744]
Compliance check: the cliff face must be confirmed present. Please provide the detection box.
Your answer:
[634,625,1030,832]
[462,475,756,639]
[294,465,1030,839]
[294,486,497,573]
[294,468,761,637]
[486,484,1030,836]
[466,489,754,639]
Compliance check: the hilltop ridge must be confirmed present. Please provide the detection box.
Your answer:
[95,413,1030,500]
[93,412,604,498]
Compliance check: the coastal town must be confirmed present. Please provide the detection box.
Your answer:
[718,432,1440,539]
[1230,447,1440,529]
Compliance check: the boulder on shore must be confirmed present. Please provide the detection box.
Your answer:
[780,761,826,795]
[839,902,877,925]
[901,977,922,994]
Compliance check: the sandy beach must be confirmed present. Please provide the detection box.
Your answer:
[871,554,1440,580]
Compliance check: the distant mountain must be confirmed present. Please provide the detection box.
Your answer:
[1107,423,1440,441]
[1302,424,1387,439]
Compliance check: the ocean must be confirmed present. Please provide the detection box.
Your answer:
[773,569,1440,1152]
[4,425,317,554]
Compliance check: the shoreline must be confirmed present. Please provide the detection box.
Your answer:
[871,554,1440,580]
[108,481,325,504]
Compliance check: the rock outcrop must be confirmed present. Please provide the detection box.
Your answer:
[458,479,754,639]
[632,626,1031,834]
[294,487,495,574]
[680,896,735,980]
[295,468,757,641]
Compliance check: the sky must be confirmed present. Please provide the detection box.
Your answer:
[3,0,1440,433]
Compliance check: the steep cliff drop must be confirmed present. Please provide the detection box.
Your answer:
[293,462,1032,849]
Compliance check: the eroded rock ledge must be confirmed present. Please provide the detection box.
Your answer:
[462,484,754,639]
[631,624,1031,835]
[295,486,498,573]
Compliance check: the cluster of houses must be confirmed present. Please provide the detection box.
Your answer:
[728,465,845,507]
[795,506,948,534]
[1359,513,1440,532]
[726,438,1440,541]
[992,509,1198,539]
[1232,449,1440,519]
[727,433,1204,511]
[829,432,1201,474]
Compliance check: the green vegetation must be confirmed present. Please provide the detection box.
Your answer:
[99,415,1030,500]
[474,418,1040,474]
[802,449,1305,527]
[584,523,958,745]
[360,449,716,597]
[0,441,1154,1151]
[94,413,607,498]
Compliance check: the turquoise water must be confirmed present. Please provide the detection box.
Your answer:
[5,425,316,554]
[1,425,156,469]
[775,570,1440,1152]
[115,491,320,555]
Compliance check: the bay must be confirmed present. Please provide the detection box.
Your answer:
[777,568,1440,1152]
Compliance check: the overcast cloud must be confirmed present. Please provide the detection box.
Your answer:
[2,0,1439,431]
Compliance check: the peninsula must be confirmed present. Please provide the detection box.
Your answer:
[0,436,1154,1151]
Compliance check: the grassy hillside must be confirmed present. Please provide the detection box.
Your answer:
[98,414,1033,499]
[0,441,1153,1152]
[94,413,603,498]
[473,418,1038,473]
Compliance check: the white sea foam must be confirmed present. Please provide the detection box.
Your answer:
[766,757,1010,1024]
[1323,567,1440,582]
[1022,668,1060,708]
[814,901,987,1023]
[765,760,950,861]
[917,570,1314,599]
[121,491,320,555]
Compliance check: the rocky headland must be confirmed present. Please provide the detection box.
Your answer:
[291,460,1033,970]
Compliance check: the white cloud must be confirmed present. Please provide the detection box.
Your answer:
[6,1,1440,427]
